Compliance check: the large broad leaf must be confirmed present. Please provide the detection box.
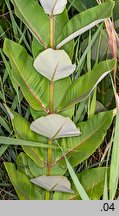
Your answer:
[58,60,115,111]
[3,39,73,117]
[30,114,80,139]
[28,156,67,177]
[34,48,76,81]
[32,10,74,59]
[4,162,44,200]
[39,0,67,16]
[57,0,114,48]
[52,111,113,167]
[31,175,74,193]
[16,153,33,179]
[9,109,46,167]
[3,39,50,112]
[11,0,50,48]
[16,151,66,179]
[68,0,96,12]
[53,167,109,200]
[55,10,74,59]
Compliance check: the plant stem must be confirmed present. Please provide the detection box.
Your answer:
[47,139,52,176]
[45,191,50,200]
[50,15,54,48]
[49,81,54,113]
[45,15,54,200]
[46,140,52,200]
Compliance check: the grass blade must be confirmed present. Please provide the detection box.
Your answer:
[109,108,119,199]
[0,145,9,157]
[65,156,90,200]
[0,136,57,148]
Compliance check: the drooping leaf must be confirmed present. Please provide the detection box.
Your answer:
[34,48,76,81]
[53,111,113,167]
[39,0,67,16]
[31,175,74,193]
[30,114,80,139]
[57,0,115,48]
[12,0,50,48]
[58,60,115,111]
[3,39,50,112]
[4,162,44,200]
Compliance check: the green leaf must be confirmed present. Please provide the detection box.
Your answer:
[0,48,18,93]
[53,167,109,200]
[4,162,44,200]
[53,111,113,167]
[0,116,11,133]
[32,10,74,59]
[28,156,66,177]
[57,0,115,48]
[113,0,119,21]
[0,145,8,157]
[55,10,74,59]
[3,39,73,117]
[64,156,90,200]
[10,110,46,167]
[3,38,50,112]
[68,0,96,12]
[0,136,57,148]
[110,109,119,200]
[16,153,33,178]
[58,60,115,111]
[12,0,50,48]
[77,167,110,200]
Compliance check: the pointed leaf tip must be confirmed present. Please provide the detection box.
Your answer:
[39,0,67,16]
[34,48,76,81]
[30,114,80,139]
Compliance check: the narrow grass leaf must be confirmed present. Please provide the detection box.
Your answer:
[0,145,9,157]
[0,136,57,148]
[109,101,119,199]
[65,156,90,200]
